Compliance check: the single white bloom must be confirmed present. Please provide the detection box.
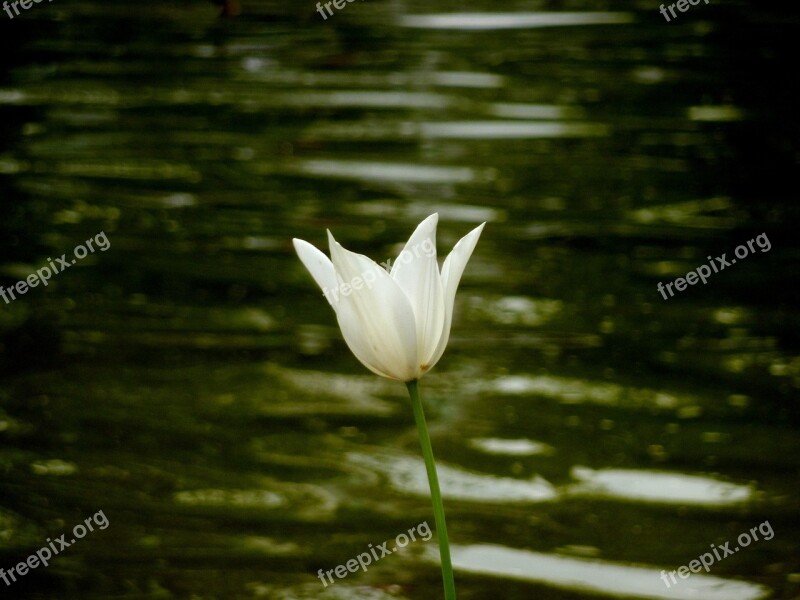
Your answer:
[293,214,485,381]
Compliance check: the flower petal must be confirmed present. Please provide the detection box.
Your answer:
[427,222,485,369]
[328,230,419,381]
[292,238,339,307]
[390,214,446,369]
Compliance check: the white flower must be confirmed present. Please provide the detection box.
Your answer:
[293,214,485,381]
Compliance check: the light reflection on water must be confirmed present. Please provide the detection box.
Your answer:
[399,12,636,30]
[0,0,797,598]
[439,544,771,600]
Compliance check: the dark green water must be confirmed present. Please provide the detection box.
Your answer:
[1,1,798,599]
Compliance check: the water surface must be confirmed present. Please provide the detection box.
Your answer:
[0,0,798,598]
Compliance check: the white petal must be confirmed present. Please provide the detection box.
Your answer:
[428,222,485,369]
[292,238,339,307]
[328,231,419,381]
[390,214,446,371]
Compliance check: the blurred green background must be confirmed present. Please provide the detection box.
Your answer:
[0,0,798,598]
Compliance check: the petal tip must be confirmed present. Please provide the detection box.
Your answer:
[424,213,439,226]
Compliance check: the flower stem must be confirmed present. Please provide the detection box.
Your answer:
[406,379,456,600]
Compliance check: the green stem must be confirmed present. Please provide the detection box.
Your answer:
[406,379,456,600]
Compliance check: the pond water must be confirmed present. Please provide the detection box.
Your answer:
[0,1,798,599]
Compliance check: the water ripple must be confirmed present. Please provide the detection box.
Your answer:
[400,12,635,30]
[348,452,557,503]
[566,467,756,507]
[434,544,770,600]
